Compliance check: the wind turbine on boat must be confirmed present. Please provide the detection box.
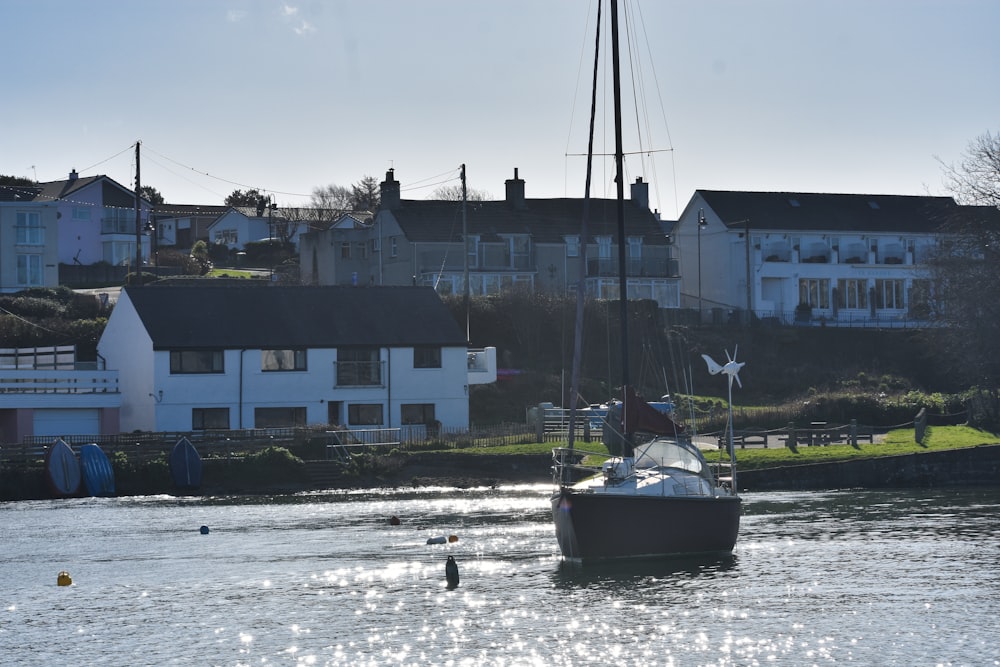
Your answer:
[702,347,746,489]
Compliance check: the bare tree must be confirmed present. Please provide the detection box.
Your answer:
[431,184,492,201]
[926,131,1000,390]
[938,130,1000,208]
[311,184,352,210]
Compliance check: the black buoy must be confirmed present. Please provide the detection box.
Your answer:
[388,515,401,526]
[445,555,460,589]
[199,525,210,535]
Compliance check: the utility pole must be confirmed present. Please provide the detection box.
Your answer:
[133,141,142,286]
[461,164,469,342]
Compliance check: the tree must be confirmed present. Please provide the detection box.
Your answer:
[139,185,164,205]
[926,131,1000,390]
[349,175,380,211]
[225,188,265,207]
[0,174,35,186]
[431,184,492,201]
[311,184,352,210]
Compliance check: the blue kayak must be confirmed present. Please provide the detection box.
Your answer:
[79,443,115,497]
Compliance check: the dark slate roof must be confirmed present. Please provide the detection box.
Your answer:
[123,284,467,349]
[36,174,110,201]
[151,204,230,219]
[387,197,666,244]
[0,184,43,202]
[698,190,960,233]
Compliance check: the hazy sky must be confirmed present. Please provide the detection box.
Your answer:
[3,0,997,218]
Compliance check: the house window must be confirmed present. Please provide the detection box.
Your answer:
[16,254,42,286]
[16,212,43,245]
[414,346,442,368]
[596,236,612,260]
[261,349,306,372]
[72,206,92,221]
[798,278,830,309]
[369,238,380,254]
[401,403,435,425]
[336,347,381,386]
[348,403,384,426]
[875,279,904,309]
[170,350,224,374]
[627,236,642,259]
[192,408,230,430]
[254,407,307,427]
[340,242,351,259]
[836,279,868,309]
[390,237,398,258]
[565,235,580,257]
[356,242,367,259]
[466,235,479,268]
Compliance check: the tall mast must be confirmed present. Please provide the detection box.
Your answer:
[134,141,142,286]
[461,163,470,342]
[610,0,629,393]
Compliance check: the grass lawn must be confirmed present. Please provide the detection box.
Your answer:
[207,268,255,278]
[429,425,999,470]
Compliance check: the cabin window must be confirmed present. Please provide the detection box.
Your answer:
[262,349,307,372]
[254,407,307,427]
[170,350,224,374]
[348,403,383,426]
[414,346,442,369]
[401,403,435,425]
[192,407,230,430]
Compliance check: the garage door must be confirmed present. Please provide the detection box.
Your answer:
[33,409,100,438]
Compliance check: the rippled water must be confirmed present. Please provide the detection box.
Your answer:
[2,485,998,666]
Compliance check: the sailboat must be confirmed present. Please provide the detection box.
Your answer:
[550,0,741,562]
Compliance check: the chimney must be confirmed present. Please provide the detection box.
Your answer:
[380,168,400,210]
[630,177,649,209]
[505,168,525,209]
[68,169,79,182]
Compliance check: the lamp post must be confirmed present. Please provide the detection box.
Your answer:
[697,208,707,322]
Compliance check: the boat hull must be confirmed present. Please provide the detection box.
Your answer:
[44,439,81,498]
[79,443,115,497]
[551,489,741,561]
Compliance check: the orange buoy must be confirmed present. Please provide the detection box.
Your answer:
[447,535,458,543]
[57,571,73,587]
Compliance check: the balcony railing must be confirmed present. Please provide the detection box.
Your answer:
[333,360,385,387]
[586,257,677,278]
[0,370,119,394]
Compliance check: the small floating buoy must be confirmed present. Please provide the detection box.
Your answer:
[448,535,458,543]
[426,536,447,545]
[199,525,210,535]
[57,571,73,587]
[389,516,401,526]
[445,556,460,589]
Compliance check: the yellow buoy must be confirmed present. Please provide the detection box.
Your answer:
[57,571,73,587]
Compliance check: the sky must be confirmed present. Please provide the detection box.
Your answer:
[2,0,998,219]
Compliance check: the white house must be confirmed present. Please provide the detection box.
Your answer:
[0,187,59,292]
[97,283,481,433]
[675,190,992,326]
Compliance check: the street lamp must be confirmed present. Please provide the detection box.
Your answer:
[697,209,707,322]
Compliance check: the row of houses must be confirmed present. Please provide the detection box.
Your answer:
[1,284,497,443]
[4,166,997,327]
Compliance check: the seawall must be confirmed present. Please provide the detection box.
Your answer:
[737,444,1000,491]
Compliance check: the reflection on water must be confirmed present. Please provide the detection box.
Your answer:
[1,484,998,666]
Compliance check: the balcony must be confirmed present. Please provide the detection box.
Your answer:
[586,257,677,278]
[333,360,385,387]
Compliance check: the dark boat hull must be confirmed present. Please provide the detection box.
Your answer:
[551,489,741,561]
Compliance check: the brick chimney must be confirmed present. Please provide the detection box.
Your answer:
[380,168,400,210]
[69,169,79,182]
[630,177,649,209]
[505,168,525,209]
